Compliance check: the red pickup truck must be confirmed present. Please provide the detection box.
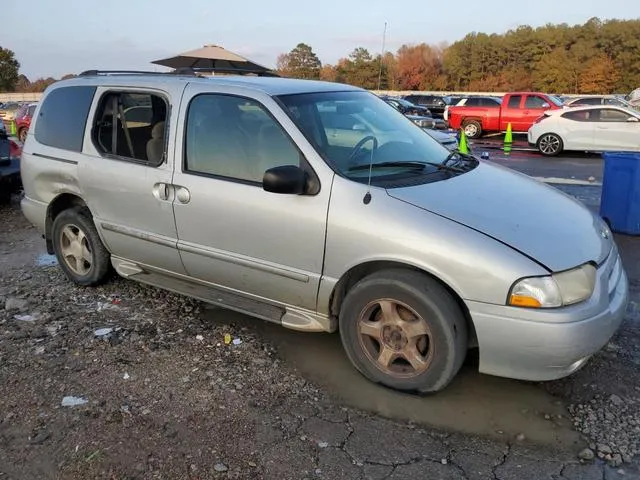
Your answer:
[447,92,565,138]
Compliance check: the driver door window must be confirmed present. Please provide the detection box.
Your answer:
[185,94,301,184]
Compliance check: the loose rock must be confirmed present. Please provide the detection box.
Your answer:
[578,448,595,461]
[5,297,29,312]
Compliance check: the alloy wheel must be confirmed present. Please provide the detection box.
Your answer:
[539,134,561,155]
[59,224,93,276]
[357,299,434,379]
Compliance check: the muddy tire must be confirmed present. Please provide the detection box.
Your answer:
[537,133,563,156]
[462,120,482,139]
[339,269,468,394]
[52,207,111,286]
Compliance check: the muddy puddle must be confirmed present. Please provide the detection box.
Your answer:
[206,308,584,451]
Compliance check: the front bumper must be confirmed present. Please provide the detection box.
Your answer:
[469,246,629,381]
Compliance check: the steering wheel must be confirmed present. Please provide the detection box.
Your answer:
[348,135,378,165]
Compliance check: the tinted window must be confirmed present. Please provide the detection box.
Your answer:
[562,110,594,122]
[35,86,96,152]
[598,109,633,122]
[465,98,481,107]
[574,97,601,106]
[507,95,522,108]
[604,98,625,107]
[92,91,168,165]
[524,96,549,109]
[185,94,301,184]
[481,98,501,107]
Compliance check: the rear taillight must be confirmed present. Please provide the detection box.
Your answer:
[534,115,548,124]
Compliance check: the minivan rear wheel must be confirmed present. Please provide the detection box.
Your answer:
[339,269,468,393]
[52,207,112,286]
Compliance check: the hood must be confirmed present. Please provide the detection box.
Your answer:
[387,161,611,272]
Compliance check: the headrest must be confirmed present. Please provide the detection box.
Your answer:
[151,121,165,139]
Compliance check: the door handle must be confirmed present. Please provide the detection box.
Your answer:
[153,182,172,201]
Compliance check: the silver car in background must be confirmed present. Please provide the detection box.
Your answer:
[20,73,628,393]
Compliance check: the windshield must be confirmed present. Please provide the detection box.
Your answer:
[606,97,635,108]
[395,98,416,108]
[277,91,459,185]
[548,95,565,107]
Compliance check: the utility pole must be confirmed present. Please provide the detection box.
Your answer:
[377,21,388,91]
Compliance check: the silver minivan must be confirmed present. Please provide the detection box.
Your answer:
[20,72,628,393]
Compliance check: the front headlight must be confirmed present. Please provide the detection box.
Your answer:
[509,263,596,308]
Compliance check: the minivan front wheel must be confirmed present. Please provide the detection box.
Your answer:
[52,207,111,286]
[339,270,468,393]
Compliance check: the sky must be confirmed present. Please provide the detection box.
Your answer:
[3,0,640,80]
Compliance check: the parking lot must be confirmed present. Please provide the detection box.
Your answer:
[1,144,639,479]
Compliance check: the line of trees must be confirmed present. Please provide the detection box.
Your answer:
[0,47,74,93]
[277,17,640,94]
[3,17,639,94]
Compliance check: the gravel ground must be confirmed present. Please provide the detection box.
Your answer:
[1,197,640,479]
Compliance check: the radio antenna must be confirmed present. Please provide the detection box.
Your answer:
[363,137,378,205]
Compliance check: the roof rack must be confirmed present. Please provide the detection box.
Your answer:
[78,70,179,77]
[79,68,280,78]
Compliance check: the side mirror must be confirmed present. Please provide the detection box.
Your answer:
[627,116,639,123]
[263,165,307,194]
[541,103,550,109]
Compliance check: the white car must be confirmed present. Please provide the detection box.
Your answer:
[528,105,640,156]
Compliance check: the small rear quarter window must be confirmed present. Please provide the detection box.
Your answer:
[35,85,96,152]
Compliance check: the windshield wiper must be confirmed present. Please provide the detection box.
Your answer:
[348,161,464,173]
[443,151,479,170]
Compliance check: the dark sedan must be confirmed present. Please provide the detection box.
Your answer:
[381,96,432,117]
[401,94,459,119]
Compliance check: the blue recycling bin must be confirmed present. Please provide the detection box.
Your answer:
[599,152,640,235]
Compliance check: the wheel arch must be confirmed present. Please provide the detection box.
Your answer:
[45,193,88,254]
[328,260,477,348]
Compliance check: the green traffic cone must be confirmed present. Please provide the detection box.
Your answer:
[9,120,16,137]
[458,129,469,154]
[504,123,513,156]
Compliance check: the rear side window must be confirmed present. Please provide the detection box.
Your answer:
[92,91,168,166]
[465,98,481,107]
[507,95,522,108]
[34,86,96,152]
[562,110,594,122]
